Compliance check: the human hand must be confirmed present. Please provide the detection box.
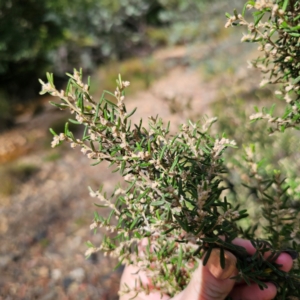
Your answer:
[119,238,294,300]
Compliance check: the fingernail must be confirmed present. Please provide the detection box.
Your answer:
[282,249,299,260]
[206,248,237,280]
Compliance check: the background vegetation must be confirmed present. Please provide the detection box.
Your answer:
[0,0,243,130]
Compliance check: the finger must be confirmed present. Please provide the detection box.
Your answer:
[232,238,267,256]
[229,282,277,300]
[232,238,294,271]
[178,248,237,300]
[275,252,293,272]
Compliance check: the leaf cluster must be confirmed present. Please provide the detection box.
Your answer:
[226,0,300,133]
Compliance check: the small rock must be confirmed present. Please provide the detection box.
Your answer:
[67,282,79,294]
[69,267,85,283]
[51,268,62,281]
[38,266,49,278]
[0,255,11,268]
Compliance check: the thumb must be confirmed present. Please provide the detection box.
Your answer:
[176,248,237,300]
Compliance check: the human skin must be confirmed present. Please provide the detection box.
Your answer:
[119,238,294,300]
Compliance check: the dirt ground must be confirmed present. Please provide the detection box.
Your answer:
[0,40,253,299]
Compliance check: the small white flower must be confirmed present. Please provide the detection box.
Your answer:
[250,112,263,120]
[225,20,232,28]
[83,84,89,92]
[259,79,269,87]
[76,114,84,123]
[90,222,98,230]
[85,247,97,257]
[81,147,88,154]
[285,84,294,92]
[247,22,255,31]
[241,33,254,42]
[284,93,293,103]
[255,0,274,10]
[87,152,95,159]
[271,48,277,56]
[115,188,123,195]
[272,4,279,17]
[90,133,97,141]
[124,174,133,181]
[284,56,292,62]
[122,81,130,87]
[51,135,61,148]
[258,45,264,51]
[59,133,65,140]
[264,43,272,52]
[247,61,253,69]
[89,190,97,197]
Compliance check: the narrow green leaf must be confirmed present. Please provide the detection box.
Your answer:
[49,128,58,136]
[107,209,115,223]
[103,90,116,98]
[68,118,81,125]
[49,101,68,109]
[289,32,300,37]
[130,217,141,230]
[170,156,179,172]
[242,3,248,17]
[120,161,126,175]
[86,240,95,248]
[254,11,264,26]
[114,258,124,270]
[202,247,213,266]
[83,125,88,140]
[282,0,289,11]
[87,76,91,90]
[94,203,108,208]
[91,160,102,166]
[176,245,183,275]
[64,122,70,136]
[159,144,168,160]
[293,76,300,84]
[125,107,137,120]
[220,247,225,269]
[105,98,118,108]
[151,200,164,206]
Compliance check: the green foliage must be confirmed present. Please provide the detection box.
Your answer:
[1,0,244,129]
[226,0,300,133]
[0,0,158,84]
[0,1,63,76]
[0,0,163,128]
